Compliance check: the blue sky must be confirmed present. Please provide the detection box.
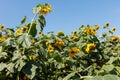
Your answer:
[0,0,120,35]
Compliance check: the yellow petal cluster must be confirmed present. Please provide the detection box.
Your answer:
[0,36,6,42]
[112,27,116,32]
[95,25,100,30]
[72,36,79,42]
[69,47,80,57]
[29,55,36,61]
[110,36,120,42]
[57,31,64,37]
[83,27,96,35]
[53,41,64,46]
[16,29,22,35]
[47,45,54,53]
[85,43,96,53]
[40,5,52,15]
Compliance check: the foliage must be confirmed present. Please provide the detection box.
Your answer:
[0,3,120,80]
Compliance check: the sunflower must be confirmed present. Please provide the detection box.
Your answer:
[16,29,22,35]
[105,22,110,27]
[83,27,96,35]
[0,36,6,42]
[112,27,116,32]
[72,36,79,42]
[57,31,64,37]
[22,27,27,33]
[85,43,96,53]
[69,47,80,57]
[95,25,100,30]
[38,31,42,35]
[53,41,64,47]
[110,36,120,42]
[40,4,52,15]
[47,45,54,53]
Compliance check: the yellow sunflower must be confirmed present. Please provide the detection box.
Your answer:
[69,47,80,57]
[85,43,96,53]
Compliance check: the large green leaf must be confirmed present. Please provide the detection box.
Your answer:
[101,64,114,72]
[6,63,16,73]
[15,57,26,71]
[17,33,33,48]
[115,66,120,74]
[0,63,6,71]
[38,15,46,31]
[28,23,37,37]
[22,62,37,79]
[12,51,27,71]
[52,53,62,62]
[103,74,120,80]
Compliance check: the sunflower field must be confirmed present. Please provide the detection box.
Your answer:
[0,3,120,80]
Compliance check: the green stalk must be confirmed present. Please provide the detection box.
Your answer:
[16,72,20,80]
[28,14,37,35]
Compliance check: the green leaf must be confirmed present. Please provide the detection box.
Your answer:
[115,66,120,74]
[107,57,118,64]
[5,28,14,35]
[32,7,41,14]
[102,64,114,72]
[0,52,7,59]
[12,51,21,62]
[92,76,103,80]
[103,75,119,80]
[38,15,46,31]
[22,62,37,79]
[17,33,33,48]
[20,16,27,24]
[52,53,62,62]
[84,75,120,80]
[28,23,37,37]
[15,58,26,71]
[0,38,11,46]
[63,71,77,80]
[0,63,6,71]
[7,63,16,73]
